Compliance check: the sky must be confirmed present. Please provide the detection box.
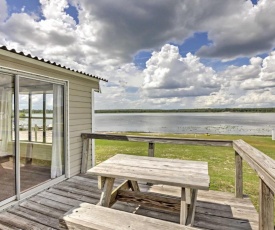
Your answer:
[1,0,275,109]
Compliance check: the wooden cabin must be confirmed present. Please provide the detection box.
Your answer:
[0,46,107,208]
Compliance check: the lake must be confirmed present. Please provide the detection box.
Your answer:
[94,113,275,135]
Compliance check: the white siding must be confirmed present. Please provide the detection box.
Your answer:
[0,53,99,177]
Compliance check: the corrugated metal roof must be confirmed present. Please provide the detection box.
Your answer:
[0,46,108,82]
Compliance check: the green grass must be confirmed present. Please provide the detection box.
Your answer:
[95,132,275,213]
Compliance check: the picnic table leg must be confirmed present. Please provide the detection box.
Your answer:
[180,188,187,225]
[129,180,140,192]
[98,176,106,189]
[98,177,115,207]
[186,189,198,226]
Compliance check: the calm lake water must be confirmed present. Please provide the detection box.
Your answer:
[95,113,275,135]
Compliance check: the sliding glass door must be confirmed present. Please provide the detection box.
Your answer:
[19,77,65,193]
[0,74,15,203]
[0,72,66,205]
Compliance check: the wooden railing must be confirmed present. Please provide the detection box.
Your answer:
[81,133,275,229]
[233,139,275,229]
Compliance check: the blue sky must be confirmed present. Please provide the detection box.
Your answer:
[1,0,275,109]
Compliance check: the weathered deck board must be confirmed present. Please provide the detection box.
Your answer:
[0,174,258,230]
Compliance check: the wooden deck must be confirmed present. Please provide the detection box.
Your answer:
[0,174,258,230]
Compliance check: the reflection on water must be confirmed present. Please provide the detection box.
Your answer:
[95,113,275,135]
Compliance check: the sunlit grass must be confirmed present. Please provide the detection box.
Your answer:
[95,132,275,214]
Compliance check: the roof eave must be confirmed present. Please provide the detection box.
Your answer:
[0,46,108,83]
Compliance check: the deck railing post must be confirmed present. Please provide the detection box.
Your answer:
[81,135,90,173]
[148,142,155,157]
[259,180,274,230]
[235,151,243,198]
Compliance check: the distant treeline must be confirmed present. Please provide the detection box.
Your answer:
[96,108,275,113]
[19,109,53,113]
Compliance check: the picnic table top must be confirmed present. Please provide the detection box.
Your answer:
[88,154,209,190]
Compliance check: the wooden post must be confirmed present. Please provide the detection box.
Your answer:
[235,151,243,198]
[147,142,155,186]
[180,188,187,225]
[81,136,90,173]
[148,142,155,157]
[259,180,274,230]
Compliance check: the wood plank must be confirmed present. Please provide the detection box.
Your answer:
[98,157,208,171]
[29,195,74,212]
[82,133,233,147]
[81,137,89,174]
[194,212,258,230]
[117,190,181,213]
[8,206,58,228]
[180,188,187,225]
[0,223,20,230]
[48,188,99,204]
[259,180,274,230]
[195,203,258,221]
[60,203,195,230]
[110,180,130,207]
[58,180,102,194]
[0,211,51,230]
[129,180,140,192]
[186,189,198,226]
[19,200,64,219]
[38,190,91,207]
[98,176,106,189]
[148,142,155,157]
[51,184,101,200]
[95,153,208,168]
[98,177,115,207]
[89,163,209,190]
[134,205,180,223]
[97,164,209,179]
[235,151,243,198]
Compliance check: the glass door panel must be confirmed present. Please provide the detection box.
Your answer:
[19,77,65,192]
[0,74,15,202]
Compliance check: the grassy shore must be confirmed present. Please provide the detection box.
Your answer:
[95,132,275,212]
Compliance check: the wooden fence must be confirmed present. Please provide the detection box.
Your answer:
[81,133,274,229]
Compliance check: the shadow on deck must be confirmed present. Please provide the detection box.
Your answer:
[0,174,258,230]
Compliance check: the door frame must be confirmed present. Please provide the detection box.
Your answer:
[0,67,69,207]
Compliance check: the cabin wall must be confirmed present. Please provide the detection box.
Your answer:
[0,53,99,177]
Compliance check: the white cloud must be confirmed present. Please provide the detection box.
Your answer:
[1,0,275,109]
[260,51,275,81]
[1,0,275,67]
[95,63,143,109]
[197,0,275,59]
[196,52,275,108]
[0,0,8,22]
[236,90,275,107]
[142,44,220,98]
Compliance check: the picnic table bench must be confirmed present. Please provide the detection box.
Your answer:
[60,203,197,230]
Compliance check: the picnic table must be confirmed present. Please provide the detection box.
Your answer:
[87,154,209,226]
